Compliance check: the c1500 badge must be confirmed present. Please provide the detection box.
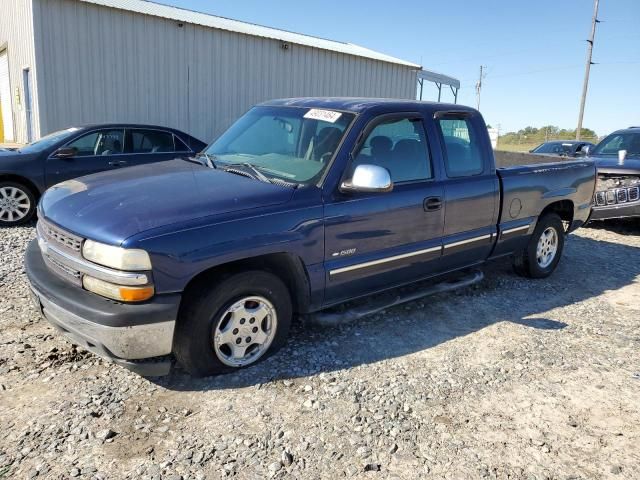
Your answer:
[332,248,356,257]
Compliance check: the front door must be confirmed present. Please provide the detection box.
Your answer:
[323,114,444,305]
[45,128,126,187]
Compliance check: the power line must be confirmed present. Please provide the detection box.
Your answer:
[456,63,585,88]
[577,0,600,140]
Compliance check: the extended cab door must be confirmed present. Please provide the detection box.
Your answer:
[45,128,126,187]
[323,113,445,305]
[435,111,499,270]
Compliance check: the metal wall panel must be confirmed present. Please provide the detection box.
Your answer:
[34,0,418,142]
[0,0,40,143]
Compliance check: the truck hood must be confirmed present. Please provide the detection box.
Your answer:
[591,155,640,174]
[40,159,295,245]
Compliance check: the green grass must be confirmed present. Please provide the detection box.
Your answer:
[495,142,540,153]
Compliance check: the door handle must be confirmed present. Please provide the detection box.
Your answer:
[423,196,442,211]
[108,160,127,167]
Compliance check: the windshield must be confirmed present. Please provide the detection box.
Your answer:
[532,142,574,154]
[19,127,81,153]
[205,106,355,184]
[591,132,640,157]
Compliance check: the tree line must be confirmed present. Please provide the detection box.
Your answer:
[497,126,599,145]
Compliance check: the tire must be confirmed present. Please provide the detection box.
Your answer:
[513,213,565,279]
[0,181,36,227]
[174,270,292,377]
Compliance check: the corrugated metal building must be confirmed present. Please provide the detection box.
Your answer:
[0,0,423,144]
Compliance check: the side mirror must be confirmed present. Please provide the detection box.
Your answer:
[340,164,393,193]
[581,145,591,156]
[53,147,77,159]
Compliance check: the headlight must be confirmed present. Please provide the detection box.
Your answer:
[83,276,155,302]
[82,239,152,271]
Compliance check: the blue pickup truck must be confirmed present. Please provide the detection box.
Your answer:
[25,98,596,377]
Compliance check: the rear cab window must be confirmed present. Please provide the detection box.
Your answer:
[436,115,485,177]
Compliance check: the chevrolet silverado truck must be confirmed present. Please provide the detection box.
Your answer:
[25,98,596,377]
[588,126,640,221]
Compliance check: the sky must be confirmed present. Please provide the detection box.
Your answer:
[155,0,640,137]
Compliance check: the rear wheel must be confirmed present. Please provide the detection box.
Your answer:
[174,271,292,377]
[0,182,36,227]
[513,213,565,278]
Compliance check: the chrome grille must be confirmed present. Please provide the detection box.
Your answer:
[37,219,85,286]
[593,185,640,207]
[38,218,83,252]
[593,173,640,207]
[43,254,82,285]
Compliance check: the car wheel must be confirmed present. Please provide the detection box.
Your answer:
[513,213,565,279]
[0,182,36,227]
[174,270,292,377]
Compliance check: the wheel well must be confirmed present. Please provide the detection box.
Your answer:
[0,174,41,200]
[182,253,312,315]
[540,200,574,232]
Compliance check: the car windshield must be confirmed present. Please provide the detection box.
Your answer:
[591,132,640,157]
[19,127,82,153]
[533,142,574,154]
[205,106,355,184]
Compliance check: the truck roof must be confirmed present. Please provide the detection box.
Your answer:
[260,97,475,114]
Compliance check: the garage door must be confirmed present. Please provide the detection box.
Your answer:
[0,50,14,142]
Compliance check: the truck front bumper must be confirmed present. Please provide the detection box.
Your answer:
[590,202,640,221]
[25,240,181,376]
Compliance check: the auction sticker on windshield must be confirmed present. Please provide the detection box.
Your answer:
[304,109,342,123]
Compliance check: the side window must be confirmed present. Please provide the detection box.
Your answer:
[174,135,191,152]
[352,117,432,183]
[127,129,175,154]
[437,117,484,177]
[66,132,99,156]
[66,130,123,157]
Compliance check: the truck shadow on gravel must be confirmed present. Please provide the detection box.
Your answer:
[153,233,640,392]
[585,218,640,236]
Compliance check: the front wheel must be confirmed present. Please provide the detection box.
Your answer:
[513,213,565,278]
[0,182,36,226]
[174,271,292,377]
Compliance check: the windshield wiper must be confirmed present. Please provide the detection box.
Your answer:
[195,152,218,169]
[223,162,272,184]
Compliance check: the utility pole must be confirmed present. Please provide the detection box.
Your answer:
[475,65,486,111]
[576,0,600,140]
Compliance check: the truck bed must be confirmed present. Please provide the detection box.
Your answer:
[497,159,596,231]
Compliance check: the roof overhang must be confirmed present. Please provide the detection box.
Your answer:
[417,69,460,89]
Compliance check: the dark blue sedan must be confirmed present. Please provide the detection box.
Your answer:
[0,124,206,226]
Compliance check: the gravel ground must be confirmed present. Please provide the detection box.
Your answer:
[1,221,639,479]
